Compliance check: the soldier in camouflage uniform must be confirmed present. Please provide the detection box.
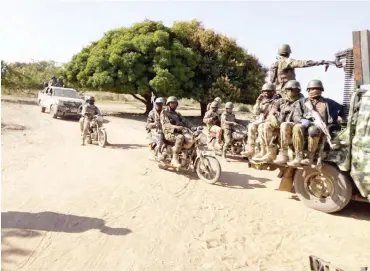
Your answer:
[256,80,302,164]
[207,97,222,111]
[160,96,193,168]
[220,102,241,161]
[146,97,165,152]
[241,83,278,159]
[270,44,327,98]
[288,80,332,166]
[48,76,58,87]
[80,96,102,145]
[203,101,222,148]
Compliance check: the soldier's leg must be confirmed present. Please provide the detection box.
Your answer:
[241,123,258,157]
[79,117,84,134]
[171,134,185,167]
[256,123,277,163]
[274,122,294,164]
[287,124,306,166]
[301,125,321,166]
[210,126,222,147]
[252,123,267,159]
[84,118,92,144]
[222,129,232,160]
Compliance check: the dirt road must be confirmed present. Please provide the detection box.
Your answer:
[2,100,370,271]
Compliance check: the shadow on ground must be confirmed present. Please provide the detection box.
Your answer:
[1,229,41,270]
[215,171,272,189]
[1,123,28,132]
[106,143,146,150]
[1,98,38,106]
[1,211,132,236]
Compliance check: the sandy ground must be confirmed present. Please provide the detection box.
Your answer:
[1,99,370,271]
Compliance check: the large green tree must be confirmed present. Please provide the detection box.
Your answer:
[61,20,198,114]
[172,20,267,116]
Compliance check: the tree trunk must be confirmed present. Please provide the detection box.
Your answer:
[131,94,153,115]
[200,102,207,118]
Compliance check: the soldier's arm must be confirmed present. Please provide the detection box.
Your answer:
[292,100,305,123]
[81,105,87,116]
[203,111,213,124]
[95,107,102,116]
[161,111,177,132]
[269,99,281,116]
[221,113,234,125]
[146,111,157,129]
[287,58,323,69]
[253,100,262,115]
[269,61,278,84]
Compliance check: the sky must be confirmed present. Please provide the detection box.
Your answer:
[1,0,370,102]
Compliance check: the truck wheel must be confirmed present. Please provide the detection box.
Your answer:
[293,163,352,213]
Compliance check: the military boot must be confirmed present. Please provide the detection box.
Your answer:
[287,152,304,167]
[300,152,315,166]
[255,146,277,163]
[171,154,181,168]
[252,145,267,160]
[241,144,255,158]
[273,150,289,165]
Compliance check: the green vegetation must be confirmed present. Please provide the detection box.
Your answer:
[1,20,266,115]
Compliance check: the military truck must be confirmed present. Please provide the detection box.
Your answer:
[249,29,370,213]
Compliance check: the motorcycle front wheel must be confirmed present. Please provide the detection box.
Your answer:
[98,128,107,147]
[195,155,221,184]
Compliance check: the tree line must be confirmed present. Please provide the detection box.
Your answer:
[2,20,267,115]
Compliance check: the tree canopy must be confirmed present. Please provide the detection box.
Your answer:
[61,20,267,114]
[1,60,60,90]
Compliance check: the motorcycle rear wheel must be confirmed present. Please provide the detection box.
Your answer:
[195,156,221,184]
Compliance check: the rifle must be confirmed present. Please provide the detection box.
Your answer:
[305,99,334,149]
[270,59,279,84]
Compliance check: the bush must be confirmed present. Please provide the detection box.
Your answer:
[238,104,251,112]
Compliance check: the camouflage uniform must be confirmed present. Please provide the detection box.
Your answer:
[146,107,163,149]
[48,77,58,87]
[80,102,102,145]
[220,102,238,159]
[160,106,193,154]
[288,80,332,166]
[203,101,222,146]
[242,83,278,158]
[270,44,325,98]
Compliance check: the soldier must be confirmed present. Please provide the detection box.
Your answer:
[48,76,57,87]
[220,102,241,161]
[270,44,327,98]
[146,97,165,152]
[256,80,302,164]
[80,96,102,146]
[56,77,64,87]
[203,101,222,148]
[241,82,278,159]
[160,96,193,168]
[288,79,332,166]
[207,97,222,111]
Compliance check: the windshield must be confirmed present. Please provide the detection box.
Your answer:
[53,88,80,99]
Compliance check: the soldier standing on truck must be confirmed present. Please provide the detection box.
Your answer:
[270,44,328,98]
[241,82,278,159]
[288,79,332,166]
[254,80,302,164]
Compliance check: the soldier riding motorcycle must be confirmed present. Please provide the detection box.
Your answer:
[80,96,107,147]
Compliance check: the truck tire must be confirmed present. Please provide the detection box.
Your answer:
[293,163,352,213]
[50,105,58,119]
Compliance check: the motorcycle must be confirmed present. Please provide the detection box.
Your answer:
[157,126,222,184]
[204,123,248,156]
[84,115,107,147]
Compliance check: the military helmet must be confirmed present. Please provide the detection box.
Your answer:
[278,44,292,55]
[261,82,276,92]
[306,79,324,91]
[214,97,222,103]
[155,97,165,104]
[166,96,178,104]
[210,101,219,108]
[225,102,234,109]
[285,80,301,90]
[86,96,95,102]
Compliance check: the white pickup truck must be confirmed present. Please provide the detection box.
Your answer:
[38,86,84,119]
